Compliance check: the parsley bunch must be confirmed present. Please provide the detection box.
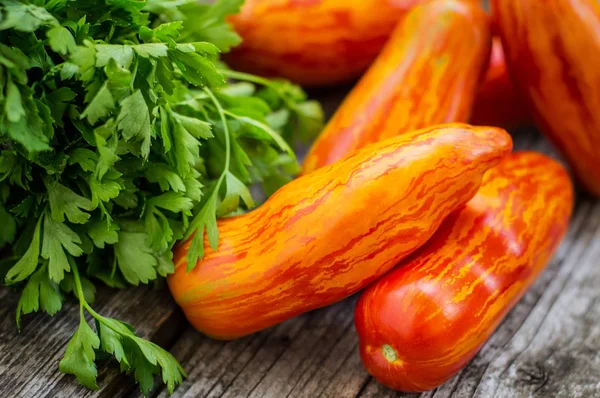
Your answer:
[0,0,323,394]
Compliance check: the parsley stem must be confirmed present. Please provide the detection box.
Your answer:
[130,59,139,90]
[218,69,299,112]
[63,136,83,151]
[107,25,116,43]
[70,260,88,319]
[184,87,231,240]
[222,109,295,157]
[71,260,110,326]
[203,87,231,178]
[110,255,117,281]
[218,69,274,88]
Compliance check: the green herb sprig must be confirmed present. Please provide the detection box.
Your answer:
[0,0,323,394]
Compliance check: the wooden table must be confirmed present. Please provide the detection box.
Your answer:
[2,83,600,398]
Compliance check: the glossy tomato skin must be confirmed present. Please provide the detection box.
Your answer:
[225,0,429,87]
[302,0,491,173]
[470,37,532,129]
[168,124,512,340]
[354,152,573,392]
[493,0,600,196]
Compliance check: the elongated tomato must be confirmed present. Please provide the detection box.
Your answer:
[493,0,600,196]
[302,0,491,173]
[225,0,427,87]
[168,124,512,340]
[470,37,532,128]
[355,152,573,392]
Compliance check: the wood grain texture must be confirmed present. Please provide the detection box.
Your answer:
[147,133,600,398]
[0,285,185,398]
[170,124,511,339]
[2,66,600,398]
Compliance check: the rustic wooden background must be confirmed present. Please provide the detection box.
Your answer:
[2,85,600,398]
[2,0,600,396]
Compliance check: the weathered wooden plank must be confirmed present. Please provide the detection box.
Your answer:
[143,126,600,398]
[3,25,600,397]
[154,298,356,398]
[3,114,597,398]
[0,284,185,398]
[1,138,597,398]
[149,201,600,398]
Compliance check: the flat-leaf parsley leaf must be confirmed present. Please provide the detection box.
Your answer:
[0,0,323,394]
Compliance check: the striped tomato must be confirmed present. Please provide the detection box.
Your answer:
[225,0,429,87]
[355,152,573,392]
[169,124,511,339]
[302,0,491,173]
[493,0,600,196]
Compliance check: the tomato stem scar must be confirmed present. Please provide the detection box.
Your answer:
[382,344,398,363]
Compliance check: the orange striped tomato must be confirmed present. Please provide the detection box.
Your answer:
[493,0,600,196]
[227,0,529,129]
[225,0,428,87]
[302,0,491,173]
[168,124,512,339]
[354,152,573,392]
[470,37,532,129]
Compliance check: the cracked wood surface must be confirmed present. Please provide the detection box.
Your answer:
[2,85,600,398]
